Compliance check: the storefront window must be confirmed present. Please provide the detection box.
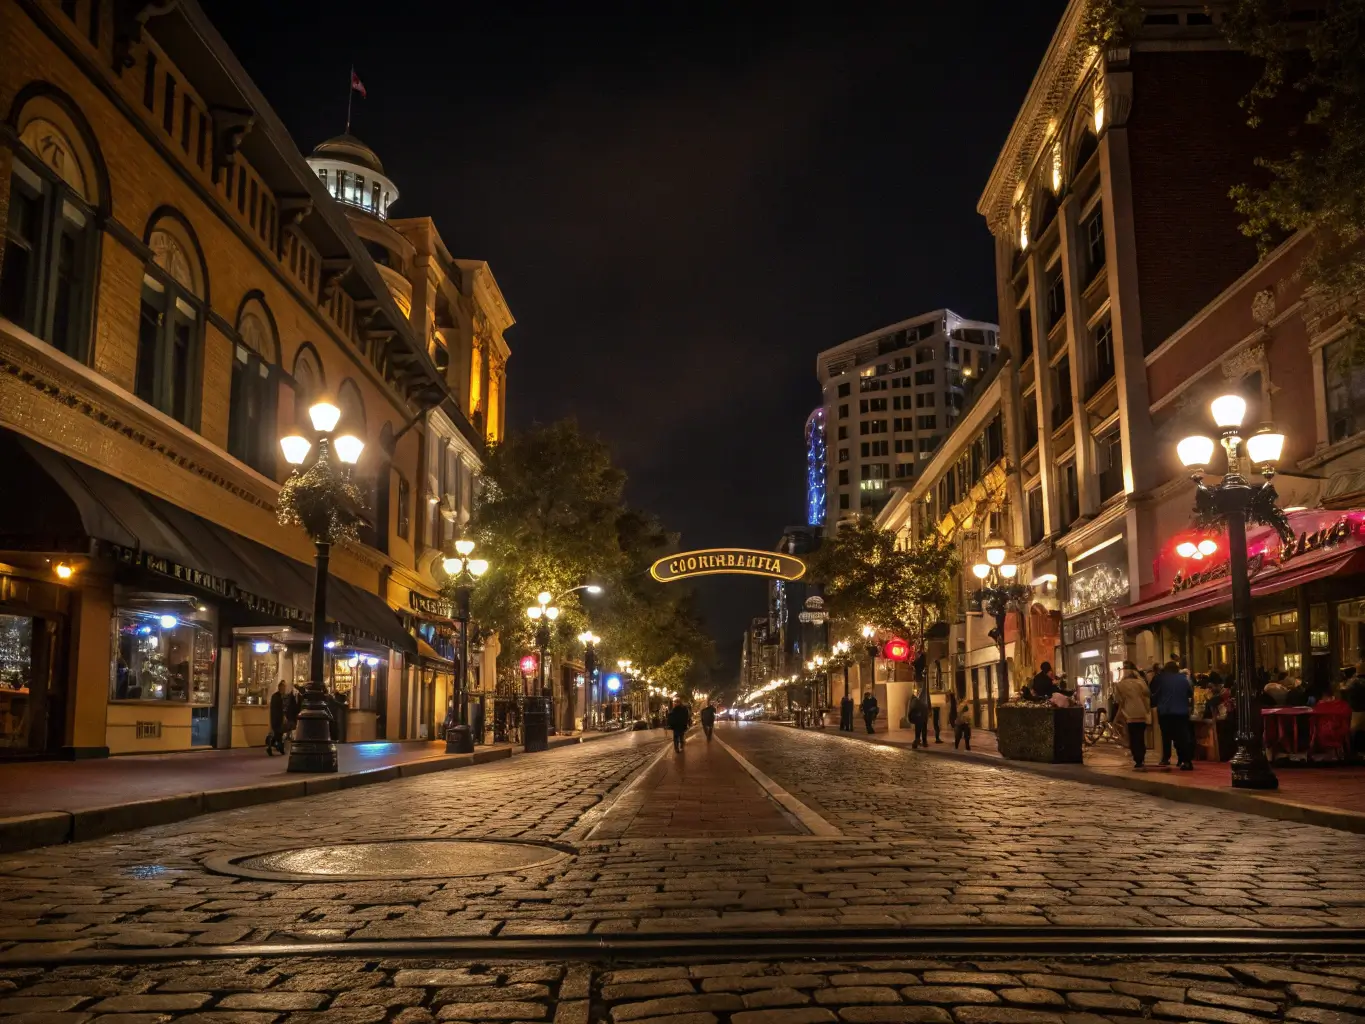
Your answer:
[112,610,214,703]
[332,651,384,711]
[0,615,35,749]
[234,639,309,705]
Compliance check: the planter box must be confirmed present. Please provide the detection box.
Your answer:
[997,703,1084,763]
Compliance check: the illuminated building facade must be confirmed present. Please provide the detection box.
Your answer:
[805,407,826,526]
[817,309,999,525]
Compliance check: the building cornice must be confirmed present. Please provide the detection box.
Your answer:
[977,0,1095,234]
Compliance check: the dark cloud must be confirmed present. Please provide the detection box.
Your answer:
[204,0,1065,679]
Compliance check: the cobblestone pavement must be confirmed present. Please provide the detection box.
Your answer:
[0,724,1364,953]
[4,954,1365,1023]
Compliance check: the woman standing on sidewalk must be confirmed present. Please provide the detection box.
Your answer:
[1115,662,1152,769]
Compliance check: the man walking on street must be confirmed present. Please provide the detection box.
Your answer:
[700,701,716,741]
[267,680,288,755]
[860,690,879,734]
[840,691,854,732]
[909,688,929,748]
[1152,660,1195,769]
[666,698,690,752]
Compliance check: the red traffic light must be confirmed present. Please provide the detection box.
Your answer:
[519,654,539,675]
[883,637,911,662]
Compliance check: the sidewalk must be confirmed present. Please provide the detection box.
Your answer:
[0,730,622,854]
[796,721,1365,834]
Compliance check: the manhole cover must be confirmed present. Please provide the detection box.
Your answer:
[204,839,572,881]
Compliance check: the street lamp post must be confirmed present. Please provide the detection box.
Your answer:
[277,401,367,774]
[441,539,490,753]
[1176,393,1286,790]
[578,631,599,729]
[971,538,1031,731]
[524,591,560,752]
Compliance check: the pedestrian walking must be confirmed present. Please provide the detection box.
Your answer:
[700,701,716,741]
[1151,660,1195,769]
[283,682,300,751]
[1114,662,1152,769]
[266,680,288,755]
[840,692,854,732]
[860,691,879,734]
[666,698,690,751]
[909,689,929,748]
[954,702,972,749]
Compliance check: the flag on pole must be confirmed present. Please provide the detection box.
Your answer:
[350,69,367,98]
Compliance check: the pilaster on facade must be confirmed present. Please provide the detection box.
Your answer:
[1025,252,1062,538]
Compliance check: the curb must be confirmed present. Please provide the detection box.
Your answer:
[786,722,1365,836]
[0,746,515,855]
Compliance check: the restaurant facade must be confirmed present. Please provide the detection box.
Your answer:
[0,0,509,757]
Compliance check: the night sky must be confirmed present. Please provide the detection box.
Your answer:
[203,0,1066,680]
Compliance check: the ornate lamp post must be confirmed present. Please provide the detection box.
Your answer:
[277,401,367,774]
[1176,393,1286,790]
[578,630,599,730]
[971,538,1032,729]
[523,591,560,752]
[441,538,489,753]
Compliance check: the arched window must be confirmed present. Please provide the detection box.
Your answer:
[227,295,279,476]
[1074,128,1099,174]
[0,95,101,359]
[291,345,323,426]
[137,211,206,427]
[337,378,366,437]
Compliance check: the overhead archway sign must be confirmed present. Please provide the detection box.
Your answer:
[650,548,807,583]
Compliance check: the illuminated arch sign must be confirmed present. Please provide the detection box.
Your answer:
[650,548,807,583]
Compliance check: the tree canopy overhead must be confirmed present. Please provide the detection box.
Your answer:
[458,419,714,691]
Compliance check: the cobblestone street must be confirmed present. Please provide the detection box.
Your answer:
[0,723,1361,956]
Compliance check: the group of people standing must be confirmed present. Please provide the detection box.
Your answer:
[266,680,347,755]
[662,699,716,751]
[1112,660,1197,770]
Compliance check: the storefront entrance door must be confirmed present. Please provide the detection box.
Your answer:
[0,612,62,756]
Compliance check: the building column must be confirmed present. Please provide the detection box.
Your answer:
[1098,126,1156,495]
[64,583,113,758]
[1027,251,1062,537]
[1057,194,1097,517]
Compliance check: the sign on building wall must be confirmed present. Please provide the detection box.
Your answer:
[650,549,807,583]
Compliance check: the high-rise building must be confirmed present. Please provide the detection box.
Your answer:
[805,407,826,526]
[817,310,999,524]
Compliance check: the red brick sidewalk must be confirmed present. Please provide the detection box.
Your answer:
[597,732,802,839]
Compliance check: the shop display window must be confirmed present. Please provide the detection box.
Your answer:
[234,639,309,705]
[332,652,384,711]
[0,615,35,748]
[112,610,214,703]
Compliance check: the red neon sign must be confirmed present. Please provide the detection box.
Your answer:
[519,654,539,675]
[883,637,911,662]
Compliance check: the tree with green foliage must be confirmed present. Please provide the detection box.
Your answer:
[456,419,714,691]
[809,517,960,657]
[1222,1,1365,343]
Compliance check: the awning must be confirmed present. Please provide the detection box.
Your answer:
[416,637,454,667]
[7,437,414,655]
[1119,544,1365,630]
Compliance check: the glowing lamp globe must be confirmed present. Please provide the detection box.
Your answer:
[308,401,342,433]
[519,654,539,676]
[454,538,475,557]
[972,563,991,579]
[1246,428,1285,467]
[1210,394,1247,429]
[1177,435,1216,470]
[467,559,489,577]
[606,675,622,693]
[1197,538,1218,556]
[883,637,911,662]
[1176,541,1198,558]
[333,434,364,465]
[442,557,464,576]
[280,434,311,466]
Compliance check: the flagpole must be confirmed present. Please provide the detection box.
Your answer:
[346,66,353,134]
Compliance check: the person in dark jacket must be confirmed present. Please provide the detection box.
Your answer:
[840,692,855,732]
[908,689,929,748]
[666,699,691,751]
[860,691,879,734]
[1151,660,1195,770]
[267,680,288,755]
[1031,663,1056,700]
[700,702,717,741]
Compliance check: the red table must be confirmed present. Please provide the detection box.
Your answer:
[1262,704,1351,761]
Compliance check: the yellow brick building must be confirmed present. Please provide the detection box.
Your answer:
[0,0,509,756]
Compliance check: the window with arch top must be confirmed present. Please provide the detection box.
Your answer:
[0,96,102,360]
[227,296,279,476]
[137,213,206,428]
[291,345,323,427]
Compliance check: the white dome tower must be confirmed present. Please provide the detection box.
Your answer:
[307,134,399,221]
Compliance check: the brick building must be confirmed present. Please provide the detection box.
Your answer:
[883,1,1364,727]
[0,0,510,755]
